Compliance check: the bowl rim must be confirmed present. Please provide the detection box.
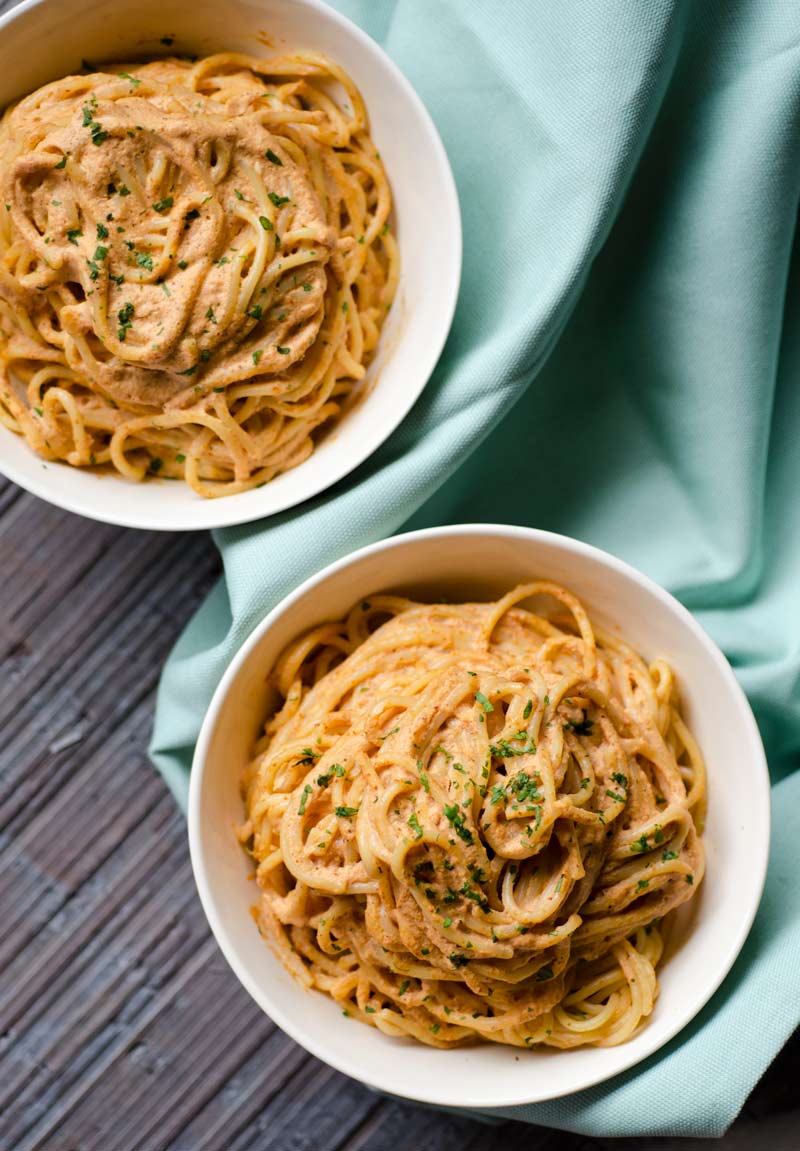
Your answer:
[188,522,772,1109]
[0,0,462,531]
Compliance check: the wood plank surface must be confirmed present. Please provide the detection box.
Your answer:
[0,477,797,1151]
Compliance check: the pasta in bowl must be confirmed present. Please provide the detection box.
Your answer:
[1,52,396,497]
[0,0,460,529]
[241,583,705,1050]
[190,526,769,1107]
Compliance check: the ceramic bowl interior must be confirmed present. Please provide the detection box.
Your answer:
[0,0,461,529]
[189,524,770,1108]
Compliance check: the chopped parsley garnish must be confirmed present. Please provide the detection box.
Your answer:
[507,771,542,803]
[54,155,68,169]
[66,228,83,245]
[475,691,493,714]
[205,306,217,324]
[234,189,244,201]
[297,747,321,766]
[184,208,200,227]
[149,457,163,473]
[247,304,263,320]
[258,215,274,231]
[408,813,423,841]
[302,282,312,292]
[118,72,141,86]
[611,772,628,790]
[175,453,186,464]
[298,784,312,815]
[443,803,473,845]
[152,196,174,213]
[265,148,283,166]
[117,301,134,341]
[686,874,694,884]
[490,737,536,758]
[252,349,263,365]
[606,789,626,804]
[118,185,131,196]
[449,953,469,968]
[335,806,359,818]
[535,965,554,981]
[178,365,197,377]
[661,849,679,861]
[136,252,154,271]
[177,259,188,269]
[631,833,650,854]
[96,222,109,240]
[267,191,290,207]
[489,784,506,806]
[460,882,489,912]
[523,699,533,719]
[93,245,108,261]
[276,345,290,355]
[636,879,650,891]
[398,980,410,996]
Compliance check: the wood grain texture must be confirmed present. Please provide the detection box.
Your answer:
[0,476,797,1151]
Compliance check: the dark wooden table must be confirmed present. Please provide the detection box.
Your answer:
[0,477,797,1151]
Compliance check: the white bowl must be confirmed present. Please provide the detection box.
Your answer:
[189,524,770,1109]
[0,0,460,530]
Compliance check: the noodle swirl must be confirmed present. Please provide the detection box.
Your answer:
[0,52,397,496]
[242,582,706,1049]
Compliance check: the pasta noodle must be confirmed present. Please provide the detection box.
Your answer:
[241,582,706,1050]
[0,52,397,497]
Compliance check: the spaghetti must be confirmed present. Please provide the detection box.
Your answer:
[241,582,705,1050]
[0,53,397,497]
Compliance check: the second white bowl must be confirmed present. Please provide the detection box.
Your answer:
[189,524,770,1109]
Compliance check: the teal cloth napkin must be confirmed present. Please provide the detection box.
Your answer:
[151,0,800,1136]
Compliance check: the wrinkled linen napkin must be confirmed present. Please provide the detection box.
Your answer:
[151,0,800,1136]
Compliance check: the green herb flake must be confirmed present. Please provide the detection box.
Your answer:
[276,345,290,355]
[265,148,283,166]
[443,803,473,845]
[298,784,312,815]
[267,191,290,207]
[475,691,493,714]
[408,813,423,841]
[335,806,359,818]
[66,228,83,245]
[258,215,274,231]
[152,196,174,214]
[54,155,68,170]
